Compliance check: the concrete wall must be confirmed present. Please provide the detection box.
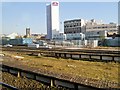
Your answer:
[55,80,74,88]
[9,69,18,75]
[36,75,51,84]
[21,72,35,79]
[72,54,79,59]
[91,56,100,60]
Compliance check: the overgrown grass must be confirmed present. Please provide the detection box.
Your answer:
[3,51,119,83]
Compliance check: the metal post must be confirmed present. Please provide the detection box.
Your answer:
[100,55,102,60]
[112,56,114,61]
[64,53,66,58]
[59,53,61,57]
[71,54,72,59]
[17,71,20,77]
[51,79,54,87]
[79,54,81,59]
[89,55,91,59]
[74,83,78,90]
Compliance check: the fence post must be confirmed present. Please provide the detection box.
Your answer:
[74,83,78,90]
[17,71,20,77]
[51,79,54,87]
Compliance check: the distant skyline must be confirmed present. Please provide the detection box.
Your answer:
[2,2,118,35]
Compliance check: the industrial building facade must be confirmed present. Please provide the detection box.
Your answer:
[46,1,59,40]
[0,38,33,45]
[85,20,118,40]
[64,19,85,34]
[52,33,66,41]
[64,19,118,40]
[64,19,86,40]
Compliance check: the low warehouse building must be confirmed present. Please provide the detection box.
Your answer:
[9,38,33,45]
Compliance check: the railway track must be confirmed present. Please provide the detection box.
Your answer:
[1,47,119,89]
[2,64,116,89]
[0,82,18,90]
[1,47,120,62]
[1,47,119,57]
[1,46,120,54]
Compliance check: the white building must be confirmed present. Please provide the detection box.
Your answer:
[6,33,19,39]
[46,1,60,40]
[85,19,118,40]
[66,33,85,40]
[52,32,66,41]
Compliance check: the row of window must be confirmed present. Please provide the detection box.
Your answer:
[53,35,64,37]
[65,30,81,34]
[67,34,82,36]
[64,23,81,28]
[86,26,117,29]
[65,28,81,31]
[65,30,81,33]
[67,38,81,40]
[64,20,81,24]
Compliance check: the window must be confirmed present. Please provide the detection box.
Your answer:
[112,26,116,28]
[79,23,81,26]
[93,27,97,29]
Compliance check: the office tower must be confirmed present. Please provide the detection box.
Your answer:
[26,27,30,38]
[46,1,59,40]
